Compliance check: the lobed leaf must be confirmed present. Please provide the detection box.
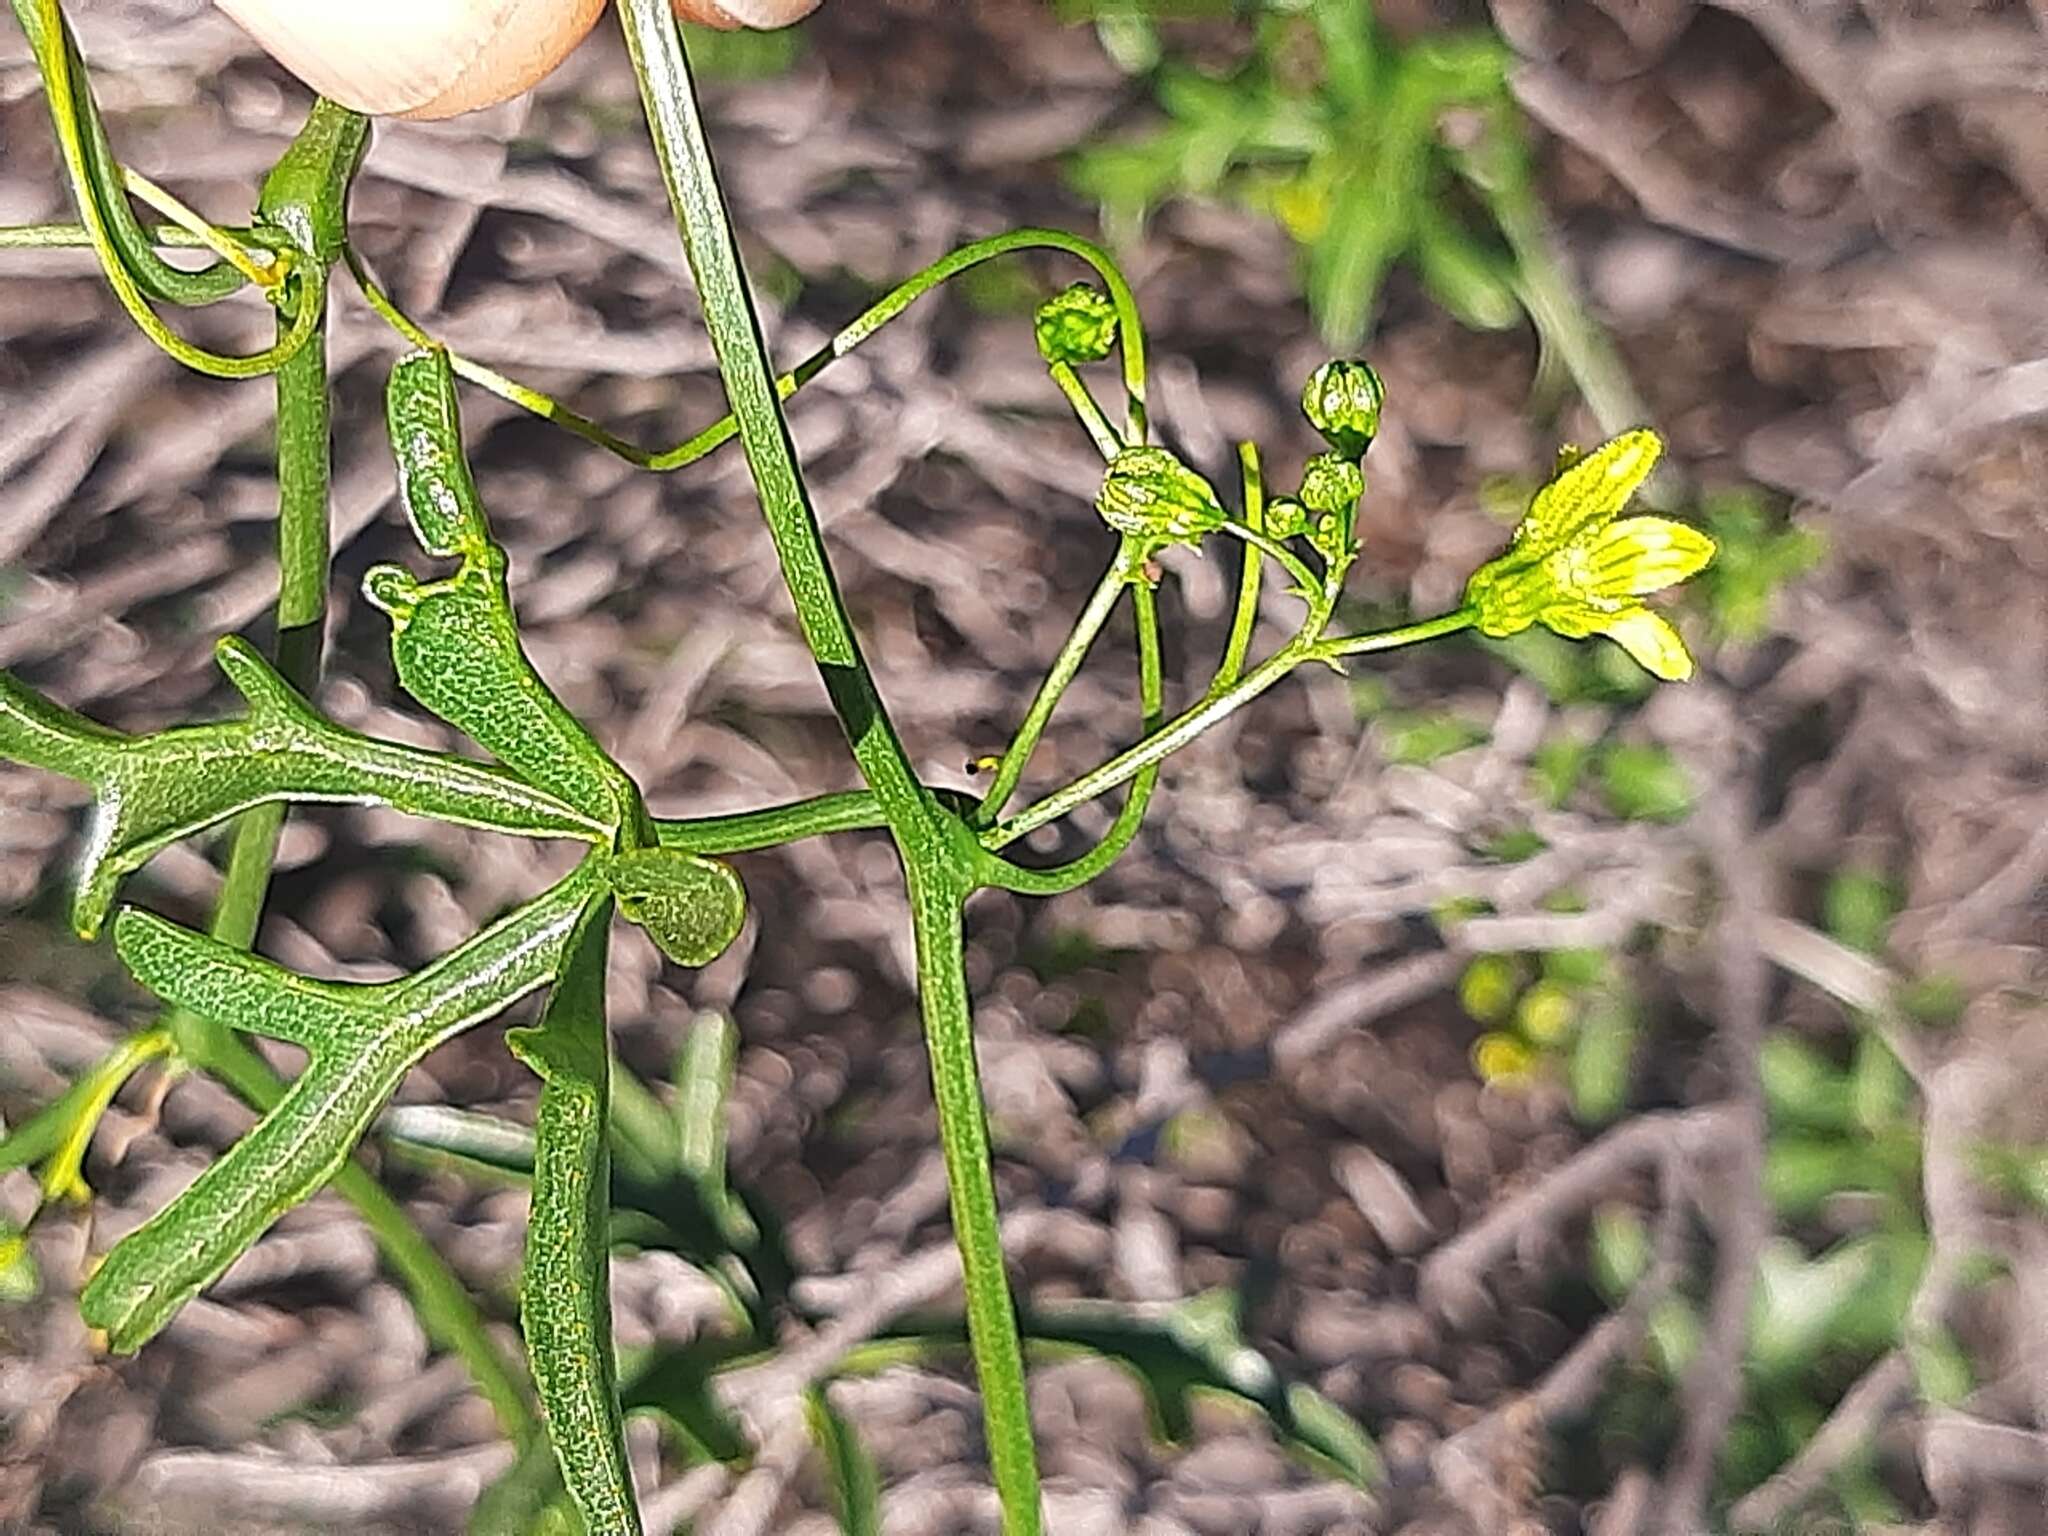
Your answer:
[81,859,605,1352]
[508,896,643,1536]
[369,349,639,832]
[0,638,606,939]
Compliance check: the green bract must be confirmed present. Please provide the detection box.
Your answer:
[1301,359,1385,459]
[1034,281,1120,366]
[1463,429,1717,681]
[1096,445,1228,549]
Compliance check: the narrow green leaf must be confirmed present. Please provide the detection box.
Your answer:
[0,1221,39,1303]
[81,859,604,1352]
[508,896,642,1536]
[806,1387,882,1536]
[368,350,638,831]
[0,640,607,938]
[864,1291,1383,1489]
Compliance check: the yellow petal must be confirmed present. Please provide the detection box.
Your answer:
[1598,606,1696,682]
[1585,516,1717,598]
[1517,430,1663,554]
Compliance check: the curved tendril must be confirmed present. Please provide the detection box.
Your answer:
[14,0,249,306]
[347,227,1151,470]
[18,0,315,377]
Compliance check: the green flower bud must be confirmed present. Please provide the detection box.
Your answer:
[1295,454,1364,566]
[1301,359,1385,458]
[1034,283,1121,367]
[1096,446,1227,548]
[1265,497,1308,541]
[1298,452,1363,517]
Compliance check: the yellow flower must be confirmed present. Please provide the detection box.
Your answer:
[1463,431,1716,681]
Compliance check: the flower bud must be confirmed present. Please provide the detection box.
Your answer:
[1301,359,1385,459]
[1034,283,1120,367]
[1298,453,1363,517]
[1096,447,1227,548]
[1298,452,1364,565]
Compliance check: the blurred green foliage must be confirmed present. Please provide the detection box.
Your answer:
[1690,489,1825,644]
[1066,0,1522,351]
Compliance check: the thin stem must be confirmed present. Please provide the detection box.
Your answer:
[0,220,280,254]
[1218,519,1320,606]
[1217,443,1266,692]
[349,224,1150,474]
[907,871,1042,1530]
[979,577,1163,897]
[977,551,1135,824]
[654,789,889,853]
[618,0,935,843]
[1049,361,1121,459]
[7,0,247,305]
[37,1027,174,1203]
[618,7,1045,1530]
[121,168,285,291]
[1319,607,1475,658]
[986,610,1475,850]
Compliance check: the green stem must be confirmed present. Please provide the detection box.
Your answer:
[907,871,1042,1530]
[14,0,321,377]
[618,0,933,842]
[1217,443,1266,692]
[986,610,1475,850]
[617,6,1044,1528]
[1048,361,1121,459]
[655,789,889,853]
[1219,519,1320,606]
[1319,607,1476,659]
[349,224,1149,474]
[0,220,280,254]
[978,551,1136,824]
[35,1027,173,1203]
[979,578,1163,897]
[6,0,247,305]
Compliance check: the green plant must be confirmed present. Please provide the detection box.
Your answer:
[1459,947,1643,1124]
[0,2,1716,1530]
[1063,0,1647,430]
